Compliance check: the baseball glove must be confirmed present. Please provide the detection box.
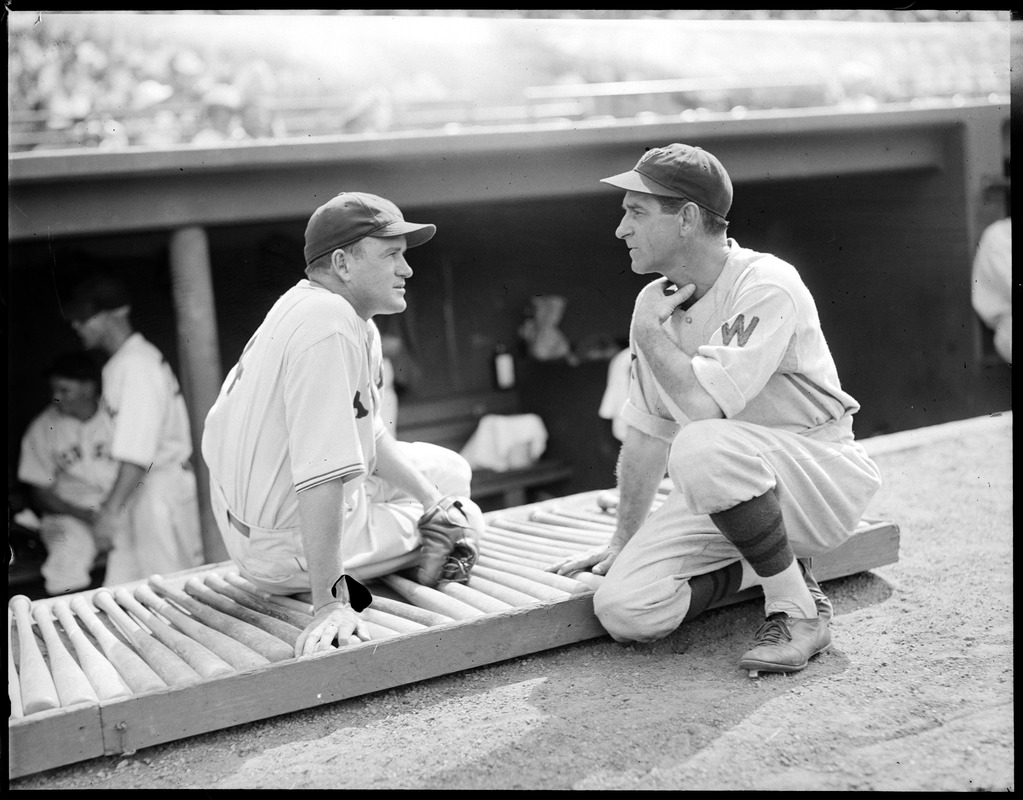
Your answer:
[416,495,483,587]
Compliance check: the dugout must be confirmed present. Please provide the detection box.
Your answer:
[7,101,1011,562]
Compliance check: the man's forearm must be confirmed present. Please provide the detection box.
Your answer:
[635,325,723,422]
[30,485,96,524]
[613,427,670,546]
[296,479,348,613]
[102,461,148,513]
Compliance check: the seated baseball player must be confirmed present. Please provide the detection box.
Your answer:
[17,352,117,595]
[550,143,882,676]
[202,191,484,657]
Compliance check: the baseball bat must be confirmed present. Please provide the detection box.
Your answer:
[359,619,400,640]
[473,542,553,570]
[478,546,604,591]
[69,596,167,694]
[207,573,313,629]
[9,606,25,718]
[50,599,132,701]
[93,590,203,687]
[483,527,588,556]
[184,577,303,645]
[464,573,545,607]
[270,586,429,634]
[112,589,235,680]
[469,563,571,601]
[9,595,60,714]
[489,518,607,546]
[476,555,592,595]
[478,536,565,566]
[528,508,617,530]
[295,588,456,629]
[133,584,270,672]
[31,603,100,707]
[358,605,429,634]
[377,574,484,620]
[149,575,295,662]
[480,538,576,570]
[435,580,513,614]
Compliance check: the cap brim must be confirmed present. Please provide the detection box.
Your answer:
[599,169,685,198]
[377,221,437,248]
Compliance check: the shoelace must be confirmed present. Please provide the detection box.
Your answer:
[752,614,793,645]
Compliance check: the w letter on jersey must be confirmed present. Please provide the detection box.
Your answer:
[721,315,760,347]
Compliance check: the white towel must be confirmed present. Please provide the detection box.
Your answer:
[460,413,548,471]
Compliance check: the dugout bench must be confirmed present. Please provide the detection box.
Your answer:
[396,390,574,511]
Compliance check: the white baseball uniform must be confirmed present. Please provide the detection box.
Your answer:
[202,279,471,594]
[18,404,118,594]
[594,239,882,642]
[971,218,1011,364]
[100,332,204,585]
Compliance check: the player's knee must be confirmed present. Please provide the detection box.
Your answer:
[414,442,472,496]
[593,578,683,643]
[668,418,738,495]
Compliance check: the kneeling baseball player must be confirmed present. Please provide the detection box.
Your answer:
[202,192,483,656]
[551,144,882,676]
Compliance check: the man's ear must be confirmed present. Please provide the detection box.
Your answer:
[677,202,699,236]
[331,248,349,280]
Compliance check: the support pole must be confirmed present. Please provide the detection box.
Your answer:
[168,225,228,563]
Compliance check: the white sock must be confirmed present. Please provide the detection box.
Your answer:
[760,560,817,619]
[738,559,761,592]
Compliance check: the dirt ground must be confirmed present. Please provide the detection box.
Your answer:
[10,413,1013,791]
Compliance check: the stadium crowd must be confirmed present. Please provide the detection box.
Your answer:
[8,9,1011,153]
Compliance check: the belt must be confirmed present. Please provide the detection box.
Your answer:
[227,510,250,538]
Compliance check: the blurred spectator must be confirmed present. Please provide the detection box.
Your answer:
[191,83,250,145]
[971,218,1012,364]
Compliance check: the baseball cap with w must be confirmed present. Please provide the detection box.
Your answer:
[303,191,437,266]
[600,143,733,219]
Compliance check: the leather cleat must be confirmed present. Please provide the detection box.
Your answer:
[799,559,833,623]
[740,612,832,678]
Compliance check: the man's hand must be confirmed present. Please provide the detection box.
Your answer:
[92,507,128,554]
[635,278,697,328]
[548,543,623,577]
[295,602,368,656]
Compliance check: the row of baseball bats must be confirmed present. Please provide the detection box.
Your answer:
[9,498,645,720]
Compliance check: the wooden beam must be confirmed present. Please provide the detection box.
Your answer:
[168,226,228,564]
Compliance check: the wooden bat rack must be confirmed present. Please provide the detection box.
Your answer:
[8,488,900,779]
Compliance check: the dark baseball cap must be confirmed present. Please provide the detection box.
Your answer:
[46,351,102,385]
[600,143,733,219]
[303,191,437,266]
[65,274,131,323]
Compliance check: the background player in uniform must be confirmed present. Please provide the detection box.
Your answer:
[551,143,882,676]
[67,274,205,585]
[17,352,117,594]
[202,191,483,657]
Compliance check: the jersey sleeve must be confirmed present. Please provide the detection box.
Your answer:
[285,333,367,492]
[691,281,799,418]
[17,414,58,489]
[620,346,685,442]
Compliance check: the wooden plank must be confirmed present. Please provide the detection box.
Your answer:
[8,703,106,779]
[8,594,604,776]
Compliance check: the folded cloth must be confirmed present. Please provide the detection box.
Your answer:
[460,413,548,471]
[39,514,98,595]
